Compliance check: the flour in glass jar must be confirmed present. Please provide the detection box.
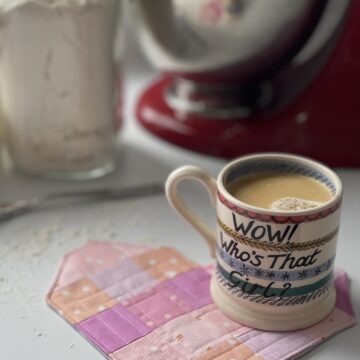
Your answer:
[0,0,121,178]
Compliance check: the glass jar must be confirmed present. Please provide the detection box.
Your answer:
[0,0,122,180]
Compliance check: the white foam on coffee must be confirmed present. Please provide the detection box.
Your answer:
[270,197,322,211]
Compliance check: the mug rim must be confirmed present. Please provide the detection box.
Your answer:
[217,152,343,216]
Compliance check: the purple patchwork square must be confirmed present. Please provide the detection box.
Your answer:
[106,271,157,303]
[90,259,142,289]
[127,267,212,309]
[76,305,151,354]
[169,268,211,308]
[90,259,157,302]
[122,268,212,328]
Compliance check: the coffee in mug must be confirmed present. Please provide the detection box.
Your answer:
[165,153,342,331]
[228,172,332,210]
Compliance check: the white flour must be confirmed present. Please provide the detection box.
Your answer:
[0,0,119,176]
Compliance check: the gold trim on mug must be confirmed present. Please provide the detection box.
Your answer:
[218,217,339,252]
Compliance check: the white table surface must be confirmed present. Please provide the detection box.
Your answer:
[1,49,359,359]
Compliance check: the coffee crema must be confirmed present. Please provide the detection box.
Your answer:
[228,172,332,210]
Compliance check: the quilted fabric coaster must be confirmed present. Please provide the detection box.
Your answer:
[47,242,356,359]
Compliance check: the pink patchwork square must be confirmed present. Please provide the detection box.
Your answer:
[128,291,186,328]
[155,304,246,357]
[237,330,311,360]
[110,332,186,360]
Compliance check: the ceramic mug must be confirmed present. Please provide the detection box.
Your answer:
[165,153,342,331]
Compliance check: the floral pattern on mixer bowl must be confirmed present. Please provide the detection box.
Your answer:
[199,0,244,23]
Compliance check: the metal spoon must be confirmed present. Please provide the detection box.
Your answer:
[0,183,164,222]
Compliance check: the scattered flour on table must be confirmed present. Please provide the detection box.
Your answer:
[0,218,88,320]
[0,199,164,320]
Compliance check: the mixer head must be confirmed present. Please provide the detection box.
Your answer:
[136,0,326,81]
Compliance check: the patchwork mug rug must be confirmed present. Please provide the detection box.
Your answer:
[47,242,356,359]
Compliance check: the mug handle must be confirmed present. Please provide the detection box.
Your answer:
[165,166,218,258]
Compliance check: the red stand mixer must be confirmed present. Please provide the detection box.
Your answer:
[135,0,360,167]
